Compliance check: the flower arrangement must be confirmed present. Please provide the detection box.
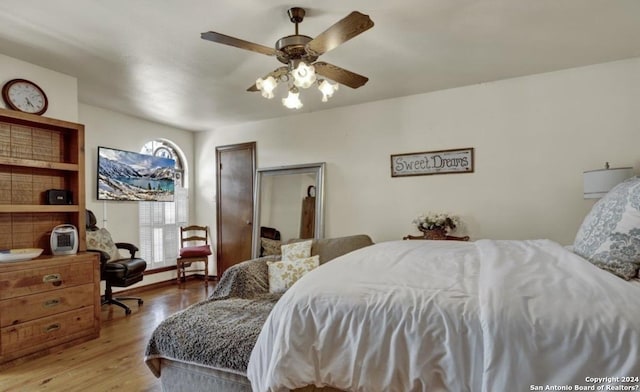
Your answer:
[413,212,460,233]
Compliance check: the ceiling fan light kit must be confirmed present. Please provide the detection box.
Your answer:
[201,7,373,109]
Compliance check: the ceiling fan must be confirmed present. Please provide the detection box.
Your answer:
[201,7,374,108]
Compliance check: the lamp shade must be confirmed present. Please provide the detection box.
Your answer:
[282,90,303,109]
[292,62,316,89]
[583,166,633,199]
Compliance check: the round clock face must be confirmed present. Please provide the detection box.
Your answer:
[307,185,316,197]
[2,79,48,115]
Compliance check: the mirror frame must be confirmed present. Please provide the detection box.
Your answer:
[251,162,325,258]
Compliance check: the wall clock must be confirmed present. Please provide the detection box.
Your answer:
[2,78,48,115]
[307,185,316,198]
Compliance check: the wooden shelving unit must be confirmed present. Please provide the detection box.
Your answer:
[0,107,87,253]
[0,108,99,368]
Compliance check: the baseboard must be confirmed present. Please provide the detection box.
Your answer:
[144,265,177,275]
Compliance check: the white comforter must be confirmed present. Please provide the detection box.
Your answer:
[247,239,640,392]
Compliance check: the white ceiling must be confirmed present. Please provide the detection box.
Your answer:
[0,0,639,132]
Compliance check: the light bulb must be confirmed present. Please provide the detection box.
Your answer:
[282,89,303,109]
[318,79,339,102]
[291,62,316,89]
[256,76,277,99]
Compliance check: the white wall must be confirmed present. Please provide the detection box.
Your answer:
[80,104,196,288]
[196,57,640,271]
[0,53,78,121]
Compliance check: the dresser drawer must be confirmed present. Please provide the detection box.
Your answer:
[1,306,96,356]
[0,261,94,300]
[0,284,95,328]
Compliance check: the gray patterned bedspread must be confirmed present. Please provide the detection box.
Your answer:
[144,256,281,377]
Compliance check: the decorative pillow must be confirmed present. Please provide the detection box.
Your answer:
[261,237,281,256]
[268,255,320,293]
[179,245,212,258]
[573,176,640,279]
[86,228,121,262]
[281,239,312,262]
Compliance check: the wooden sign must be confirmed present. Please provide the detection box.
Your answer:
[391,148,474,177]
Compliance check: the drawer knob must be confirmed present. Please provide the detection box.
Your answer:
[44,323,61,333]
[43,298,61,308]
[42,274,62,286]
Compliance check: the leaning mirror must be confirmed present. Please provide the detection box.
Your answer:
[252,162,325,258]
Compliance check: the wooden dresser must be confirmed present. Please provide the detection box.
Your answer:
[0,252,100,367]
[0,108,99,367]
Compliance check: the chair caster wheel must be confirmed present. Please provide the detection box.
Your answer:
[138,299,144,305]
[125,308,132,315]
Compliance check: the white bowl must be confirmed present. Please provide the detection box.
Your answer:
[0,248,44,263]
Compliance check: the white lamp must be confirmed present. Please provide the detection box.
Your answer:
[318,79,339,102]
[291,62,316,89]
[583,162,634,199]
[282,88,303,109]
[255,76,277,99]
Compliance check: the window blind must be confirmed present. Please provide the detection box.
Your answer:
[139,187,187,268]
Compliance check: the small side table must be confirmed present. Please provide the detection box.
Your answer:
[403,233,470,241]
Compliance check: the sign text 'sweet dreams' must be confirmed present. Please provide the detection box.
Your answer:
[390,148,474,177]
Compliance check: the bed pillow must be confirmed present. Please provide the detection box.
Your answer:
[573,176,640,279]
[261,237,282,256]
[281,239,312,262]
[86,228,121,262]
[268,255,320,293]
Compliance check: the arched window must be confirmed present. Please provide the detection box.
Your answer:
[138,139,188,270]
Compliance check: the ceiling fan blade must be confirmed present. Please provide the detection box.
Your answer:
[314,62,368,89]
[201,31,282,57]
[247,67,289,92]
[305,11,374,56]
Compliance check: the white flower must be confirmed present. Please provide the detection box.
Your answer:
[413,211,460,233]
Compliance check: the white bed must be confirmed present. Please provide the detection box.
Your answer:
[248,239,640,391]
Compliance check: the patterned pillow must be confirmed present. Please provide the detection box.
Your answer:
[268,255,320,293]
[86,228,121,262]
[573,176,640,279]
[281,239,312,262]
[261,237,281,256]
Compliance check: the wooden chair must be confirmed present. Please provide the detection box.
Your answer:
[177,225,212,285]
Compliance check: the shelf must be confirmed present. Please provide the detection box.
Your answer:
[0,205,80,213]
[0,108,86,253]
[0,108,83,131]
[0,157,79,171]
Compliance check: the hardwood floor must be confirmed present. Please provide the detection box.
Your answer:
[0,279,215,392]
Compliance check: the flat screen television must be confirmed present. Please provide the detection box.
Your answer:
[97,146,175,201]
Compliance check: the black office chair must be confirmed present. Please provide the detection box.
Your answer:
[85,210,147,315]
